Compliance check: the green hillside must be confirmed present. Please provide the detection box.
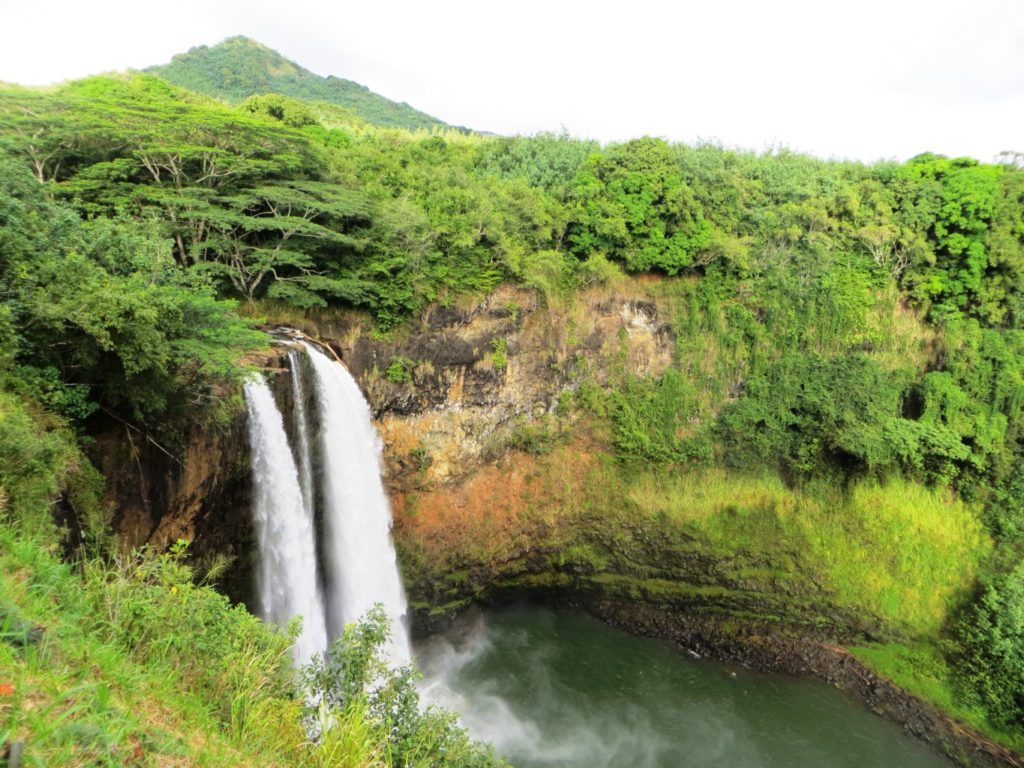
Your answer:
[147,35,453,131]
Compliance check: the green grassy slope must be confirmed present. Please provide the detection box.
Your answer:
[0,526,505,767]
[0,531,308,767]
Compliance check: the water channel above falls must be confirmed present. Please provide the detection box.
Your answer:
[417,606,952,768]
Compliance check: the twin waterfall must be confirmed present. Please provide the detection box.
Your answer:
[243,341,411,667]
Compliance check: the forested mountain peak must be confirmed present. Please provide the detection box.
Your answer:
[146,35,452,131]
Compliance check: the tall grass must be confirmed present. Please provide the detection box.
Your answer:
[0,526,506,768]
[624,469,989,637]
[0,530,326,767]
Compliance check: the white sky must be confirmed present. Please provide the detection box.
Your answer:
[0,0,1021,163]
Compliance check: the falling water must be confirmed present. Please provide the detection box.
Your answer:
[243,376,329,667]
[302,342,413,666]
[288,349,316,514]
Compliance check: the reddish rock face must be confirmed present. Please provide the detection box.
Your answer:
[95,281,677,606]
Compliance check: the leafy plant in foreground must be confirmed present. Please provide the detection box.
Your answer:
[305,605,507,768]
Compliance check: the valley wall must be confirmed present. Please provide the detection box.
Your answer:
[92,280,1012,767]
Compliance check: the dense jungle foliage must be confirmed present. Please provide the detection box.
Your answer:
[1,52,1024,760]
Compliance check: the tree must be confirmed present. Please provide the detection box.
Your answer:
[0,154,263,428]
[895,154,1007,323]
[240,93,319,128]
[478,130,598,199]
[956,563,1024,727]
[191,181,371,303]
[304,606,506,767]
[567,137,712,273]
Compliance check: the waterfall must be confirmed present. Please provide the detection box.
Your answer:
[302,342,413,666]
[245,339,412,669]
[287,349,316,515]
[243,377,329,667]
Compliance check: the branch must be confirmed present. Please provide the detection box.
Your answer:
[278,330,346,367]
[100,406,182,467]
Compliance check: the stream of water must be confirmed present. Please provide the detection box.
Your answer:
[244,343,412,667]
[301,342,412,665]
[243,376,328,666]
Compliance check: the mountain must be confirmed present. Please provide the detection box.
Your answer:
[147,35,451,131]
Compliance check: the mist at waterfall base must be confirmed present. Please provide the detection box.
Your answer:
[417,607,952,768]
[243,342,411,668]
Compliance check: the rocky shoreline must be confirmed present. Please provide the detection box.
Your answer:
[417,596,1021,768]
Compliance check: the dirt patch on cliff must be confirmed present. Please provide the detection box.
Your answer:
[393,438,597,570]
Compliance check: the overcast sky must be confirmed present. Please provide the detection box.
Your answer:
[0,0,1021,163]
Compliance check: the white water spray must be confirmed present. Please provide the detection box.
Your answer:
[243,377,329,667]
[302,342,412,666]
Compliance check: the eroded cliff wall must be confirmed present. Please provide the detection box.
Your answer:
[97,281,676,610]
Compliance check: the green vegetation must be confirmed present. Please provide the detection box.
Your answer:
[147,36,451,131]
[568,136,712,273]
[489,337,508,370]
[385,356,415,385]
[0,530,504,766]
[618,471,988,637]
[306,606,503,767]
[954,563,1024,729]
[2,46,1024,758]
[848,642,1018,752]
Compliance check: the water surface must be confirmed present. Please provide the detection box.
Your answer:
[417,606,951,768]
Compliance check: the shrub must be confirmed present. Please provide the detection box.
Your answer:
[81,541,295,726]
[955,562,1024,728]
[610,370,713,465]
[304,605,507,768]
[386,356,416,385]
[490,337,508,370]
[507,420,558,455]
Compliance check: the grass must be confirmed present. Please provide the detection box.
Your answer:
[622,469,989,637]
[0,529,315,767]
[400,427,988,640]
[824,480,988,635]
[0,525,507,768]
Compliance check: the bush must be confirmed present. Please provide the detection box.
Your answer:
[507,420,558,455]
[982,460,1024,544]
[0,388,109,544]
[716,353,911,481]
[610,370,712,465]
[386,356,415,385]
[304,605,506,768]
[955,563,1024,728]
[81,542,295,725]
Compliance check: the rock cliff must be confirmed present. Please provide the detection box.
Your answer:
[96,281,677,609]
[91,280,1018,767]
